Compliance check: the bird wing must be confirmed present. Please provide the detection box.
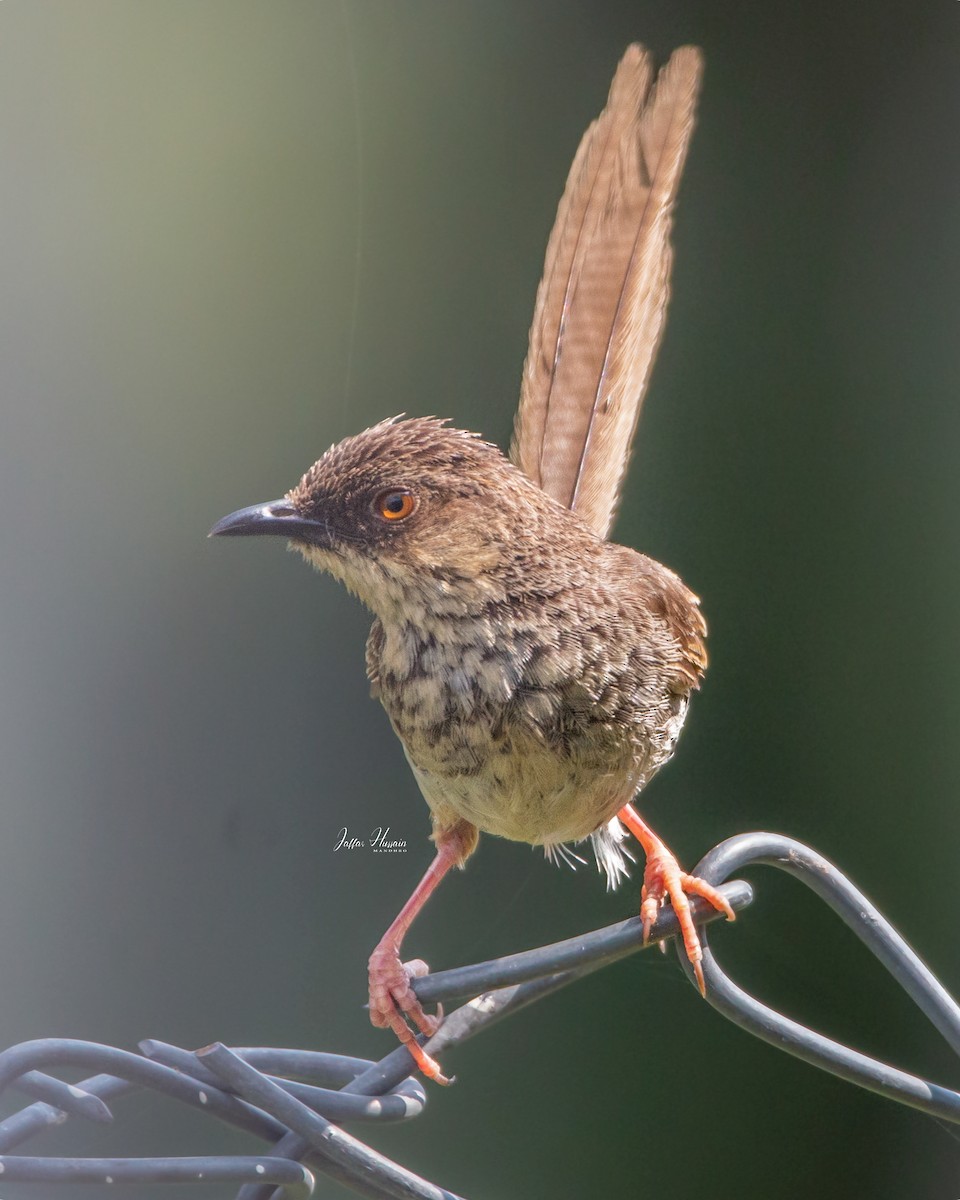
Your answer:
[510,44,703,539]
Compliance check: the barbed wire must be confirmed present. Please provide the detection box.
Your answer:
[0,832,956,1197]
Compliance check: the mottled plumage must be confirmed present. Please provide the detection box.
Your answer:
[210,44,732,1083]
[286,417,705,884]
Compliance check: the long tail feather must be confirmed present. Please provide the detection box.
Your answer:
[510,44,702,539]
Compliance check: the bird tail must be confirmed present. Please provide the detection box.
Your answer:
[510,44,703,540]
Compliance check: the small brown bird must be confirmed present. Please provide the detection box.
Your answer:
[211,45,733,1083]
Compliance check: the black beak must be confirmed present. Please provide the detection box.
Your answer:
[208,499,326,542]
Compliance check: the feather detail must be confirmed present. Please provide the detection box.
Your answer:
[542,840,588,872]
[543,817,635,890]
[510,44,703,538]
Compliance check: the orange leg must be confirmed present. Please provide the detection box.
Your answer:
[617,802,734,996]
[368,819,477,1084]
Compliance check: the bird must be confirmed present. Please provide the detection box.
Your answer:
[210,43,733,1084]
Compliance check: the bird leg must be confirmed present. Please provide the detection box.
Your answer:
[617,801,734,995]
[368,818,478,1084]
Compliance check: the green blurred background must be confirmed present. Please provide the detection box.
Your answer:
[0,2,957,1197]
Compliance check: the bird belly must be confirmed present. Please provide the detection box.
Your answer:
[372,609,683,848]
[401,727,635,846]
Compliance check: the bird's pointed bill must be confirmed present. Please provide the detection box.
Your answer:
[209,500,321,541]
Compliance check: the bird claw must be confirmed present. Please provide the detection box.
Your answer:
[368,944,452,1083]
[640,848,735,996]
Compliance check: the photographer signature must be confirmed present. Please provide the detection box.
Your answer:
[334,826,408,854]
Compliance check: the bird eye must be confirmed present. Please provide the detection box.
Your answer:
[375,489,417,522]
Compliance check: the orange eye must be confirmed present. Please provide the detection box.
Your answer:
[376,489,417,521]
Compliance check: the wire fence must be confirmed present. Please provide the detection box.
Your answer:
[0,832,957,1198]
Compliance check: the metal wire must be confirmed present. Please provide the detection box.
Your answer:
[0,832,955,1198]
[684,834,960,1124]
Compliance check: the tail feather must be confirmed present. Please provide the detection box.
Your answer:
[510,45,703,539]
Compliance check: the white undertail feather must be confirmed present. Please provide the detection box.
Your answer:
[544,817,634,891]
[590,816,635,890]
[542,841,588,871]
[510,45,703,540]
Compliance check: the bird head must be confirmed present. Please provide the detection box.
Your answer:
[209,416,565,618]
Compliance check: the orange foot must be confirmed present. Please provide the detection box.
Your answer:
[368,943,451,1084]
[618,803,735,996]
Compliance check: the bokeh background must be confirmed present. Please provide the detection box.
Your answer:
[0,2,958,1197]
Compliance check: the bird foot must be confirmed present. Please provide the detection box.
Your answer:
[367,943,452,1084]
[640,844,735,996]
